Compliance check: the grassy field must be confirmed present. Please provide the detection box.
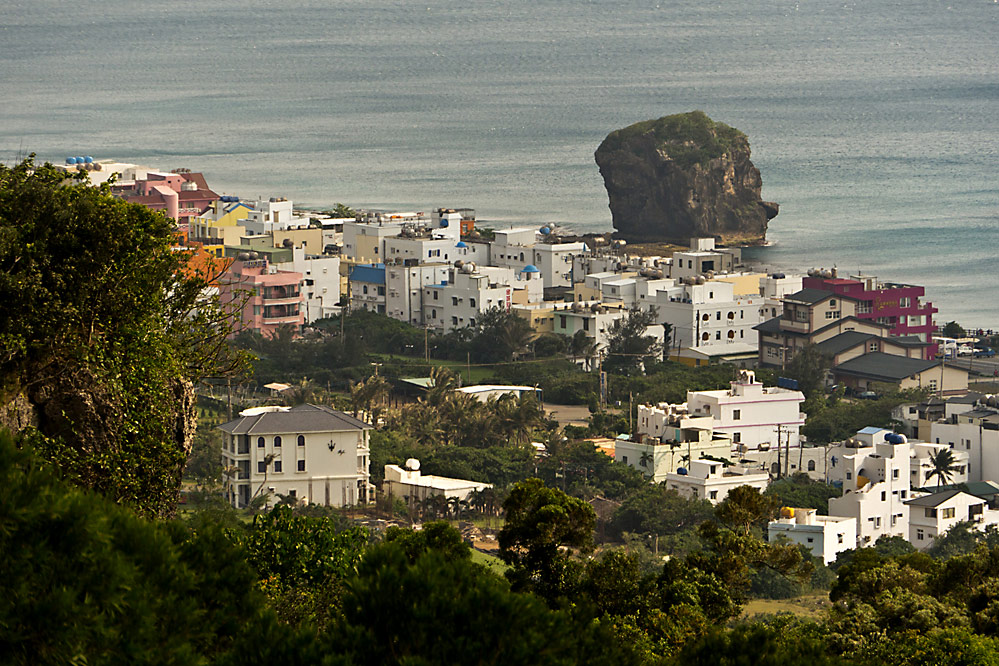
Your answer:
[368,353,499,384]
[470,548,510,574]
[741,593,831,620]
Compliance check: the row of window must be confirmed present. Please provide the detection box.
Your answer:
[701,330,746,341]
[257,435,307,448]
[257,459,307,473]
[700,310,746,321]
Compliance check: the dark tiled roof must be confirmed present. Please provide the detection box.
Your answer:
[905,489,964,507]
[833,352,942,382]
[815,331,876,356]
[889,335,931,347]
[754,316,783,334]
[812,316,891,337]
[219,403,370,435]
[785,288,836,304]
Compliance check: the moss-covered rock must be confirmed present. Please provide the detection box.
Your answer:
[595,111,778,244]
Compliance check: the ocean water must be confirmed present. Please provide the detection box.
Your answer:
[2,0,997,326]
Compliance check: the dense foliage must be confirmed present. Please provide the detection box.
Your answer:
[0,159,244,516]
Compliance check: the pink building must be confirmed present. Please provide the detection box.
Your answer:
[802,273,938,360]
[114,171,218,233]
[220,258,304,338]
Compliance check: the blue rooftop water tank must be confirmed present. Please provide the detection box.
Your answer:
[540,226,551,234]
[440,219,449,227]
[83,156,93,163]
[75,156,84,163]
[66,157,77,164]
[677,467,688,475]
[455,241,467,248]
[521,264,540,273]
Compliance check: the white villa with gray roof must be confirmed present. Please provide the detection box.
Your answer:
[218,404,372,509]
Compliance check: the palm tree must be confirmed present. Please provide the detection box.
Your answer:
[639,450,653,473]
[426,366,460,407]
[926,448,961,489]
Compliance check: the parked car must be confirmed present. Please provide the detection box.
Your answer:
[974,347,997,358]
[957,344,975,356]
[855,391,879,400]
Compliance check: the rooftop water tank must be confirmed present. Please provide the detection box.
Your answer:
[66,157,77,164]
[677,467,688,475]
[83,156,93,163]
[455,241,467,248]
[540,226,551,235]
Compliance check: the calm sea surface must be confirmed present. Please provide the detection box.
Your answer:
[2,0,997,325]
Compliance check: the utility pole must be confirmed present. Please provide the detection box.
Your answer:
[775,426,782,479]
[425,326,430,364]
[467,351,471,384]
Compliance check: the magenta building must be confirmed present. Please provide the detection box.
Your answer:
[220,258,304,338]
[802,273,937,359]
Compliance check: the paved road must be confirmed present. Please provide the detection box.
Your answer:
[946,355,999,377]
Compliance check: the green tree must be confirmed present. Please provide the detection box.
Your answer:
[0,158,246,516]
[765,473,842,514]
[471,307,535,362]
[926,447,961,489]
[603,307,664,375]
[499,478,596,604]
[0,432,315,664]
[943,321,968,338]
[783,343,832,412]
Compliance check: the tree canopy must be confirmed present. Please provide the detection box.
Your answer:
[0,158,244,516]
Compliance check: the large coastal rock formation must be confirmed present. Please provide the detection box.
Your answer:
[594,111,778,244]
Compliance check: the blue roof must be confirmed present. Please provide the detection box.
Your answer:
[456,241,467,248]
[349,263,386,285]
[521,264,540,273]
[858,426,884,434]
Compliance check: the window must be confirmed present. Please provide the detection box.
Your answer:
[363,285,368,294]
[733,409,741,420]
[716,312,721,320]
[807,537,814,544]
[942,507,956,519]
[274,461,282,473]
[881,491,886,501]
[289,489,297,498]
[874,517,881,528]
[433,291,439,300]
[298,459,306,472]
[702,332,710,341]
[709,490,718,500]
[846,471,852,480]
[274,436,282,447]
[298,435,305,447]
[733,432,741,443]
[829,299,836,307]
[622,456,628,464]
[715,331,721,340]
[257,461,266,473]
[258,437,265,448]
[452,297,459,306]
[917,529,924,540]
[893,469,899,479]
[470,298,476,308]
[838,534,844,544]
[925,508,937,518]
[808,460,816,471]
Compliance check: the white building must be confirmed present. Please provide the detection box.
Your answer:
[239,197,304,235]
[683,370,806,453]
[909,441,970,490]
[218,404,372,509]
[422,265,515,333]
[383,459,491,506]
[275,248,341,323]
[768,508,857,564]
[385,262,449,326]
[349,263,386,315]
[906,489,999,550]
[923,402,999,483]
[641,279,763,352]
[529,240,588,288]
[455,385,541,403]
[827,428,911,545]
[669,238,740,280]
[664,459,770,504]
[619,407,733,482]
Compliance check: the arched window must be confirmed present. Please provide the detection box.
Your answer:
[297,435,305,447]
[257,437,265,448]
[728,330,736,339]
[807,460,816,472]
[702,332,710,341]
[274,436,282,447]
